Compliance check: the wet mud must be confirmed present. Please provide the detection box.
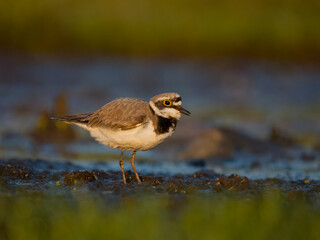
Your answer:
[1,159,319,201]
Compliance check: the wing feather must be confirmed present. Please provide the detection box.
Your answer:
[51,98,149,130]
[86,98,148,130]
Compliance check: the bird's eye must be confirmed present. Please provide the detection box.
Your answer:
[163,100,172,107]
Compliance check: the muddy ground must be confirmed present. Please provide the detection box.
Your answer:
[1,159,319,203]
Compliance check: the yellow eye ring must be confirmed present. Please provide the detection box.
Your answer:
[163,100,172,107]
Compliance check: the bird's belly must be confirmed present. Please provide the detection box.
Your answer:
[88,122,174,151]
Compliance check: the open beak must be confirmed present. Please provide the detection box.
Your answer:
[180,107,191,116]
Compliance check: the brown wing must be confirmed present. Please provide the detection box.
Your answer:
[85,98,149,130]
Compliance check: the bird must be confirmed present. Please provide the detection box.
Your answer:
[51,93,190,184]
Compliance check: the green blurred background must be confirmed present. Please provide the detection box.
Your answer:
[1,0,320,60]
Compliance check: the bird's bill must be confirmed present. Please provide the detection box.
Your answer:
[180,107,191,116]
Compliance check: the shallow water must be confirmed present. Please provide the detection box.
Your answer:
[0,55,320,181]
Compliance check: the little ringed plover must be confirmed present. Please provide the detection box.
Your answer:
[51,92,190,184]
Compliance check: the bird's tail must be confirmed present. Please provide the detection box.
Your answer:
[50,113,93,125]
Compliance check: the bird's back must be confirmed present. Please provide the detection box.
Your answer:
[52,98,150,130]
[87,98,149,130]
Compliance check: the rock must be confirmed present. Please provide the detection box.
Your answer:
[180,127,279,160]
[180,128,233,160]
[269,127,296,147]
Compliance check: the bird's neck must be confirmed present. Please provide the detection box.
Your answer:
[148,105,177,134]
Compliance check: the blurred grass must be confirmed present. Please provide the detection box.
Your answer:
[1,0,320,59]
[0,193,320,240]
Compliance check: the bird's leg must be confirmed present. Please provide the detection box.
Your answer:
[119,149,127,184]
[130,151,141,184]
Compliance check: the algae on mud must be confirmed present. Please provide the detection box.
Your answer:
[1,159,320,199]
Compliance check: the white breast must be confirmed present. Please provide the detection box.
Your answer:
[87,121,174,151]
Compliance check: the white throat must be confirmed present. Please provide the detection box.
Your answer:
[149,101,181,120]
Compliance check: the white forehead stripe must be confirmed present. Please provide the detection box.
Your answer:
[173,101,181,106]
[156,97,177,102]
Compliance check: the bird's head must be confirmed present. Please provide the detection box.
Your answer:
[149,93,191,120]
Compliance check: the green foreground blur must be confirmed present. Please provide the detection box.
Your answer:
[1,193,319,240]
